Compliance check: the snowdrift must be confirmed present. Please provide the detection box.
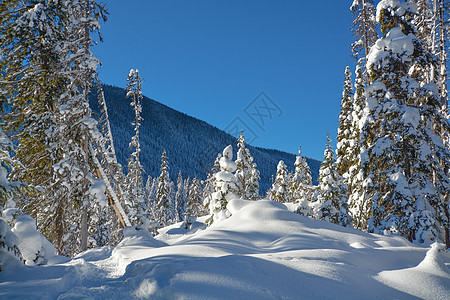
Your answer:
[1,199,449,299]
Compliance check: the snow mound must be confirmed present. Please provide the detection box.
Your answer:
[1,199,449,299]
[11,214,56,266]
[376,243,450,300]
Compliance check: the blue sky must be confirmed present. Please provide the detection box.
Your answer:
[93,0,355,161]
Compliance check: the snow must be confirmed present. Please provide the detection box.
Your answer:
[401,106,421,129]
[88,176,108,209]
[367,27,415,72]
[1,199,449,299]
[376,0,418,21]
[11,215,56,266]
[376,243,450,299]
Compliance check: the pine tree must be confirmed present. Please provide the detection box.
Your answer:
[235,131,260,200]
[203,153,221,210]
[54,0,109,255]
[410,0,449,99]
[124,69,146,228]
[175,171,186,223]
[357,0,450,245]
[0,1,115,256]
[144,176,158,235]
[350,0,379,83]
[1,0,109,256]
[184,177,204,228]
[267,160,291,203]
[155,150,174,228]
[348,64,367,228]
[206,145,238,224]
[1,2,68,251]
[291,147,314,201]
[336,66,354,178]
[92,82,125,245]
[316,134,351,226]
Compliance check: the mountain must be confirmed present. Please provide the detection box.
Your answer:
[89,84,320,193]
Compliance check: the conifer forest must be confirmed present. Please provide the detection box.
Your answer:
[0,1,450,299]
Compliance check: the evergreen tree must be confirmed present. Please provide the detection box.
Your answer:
[1,1,68,253]
[54,0,109,255]
[316,134,351,226]
[336,66,354,178]
[184,177,203,229]
[144,176,158,235]
[291,147,314,201]
[124,69,146,228]
[206,145,238,224]
[93,82,126,244]
[155,150,174,228]
[357,0,450,245]
[267,160,291,203]
[350,0,379,83]
[175,171,186,223]
[0,129,34,207]
[0,1,119,255]
[203,153,221,210]
[410,0,449,100]
[348,64,367,228]
[235,131,260,200]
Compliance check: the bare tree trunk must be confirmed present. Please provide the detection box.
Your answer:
[81,135,89,252]
[81,210,88,251]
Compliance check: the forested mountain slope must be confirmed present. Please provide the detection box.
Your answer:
[90,85,320,192]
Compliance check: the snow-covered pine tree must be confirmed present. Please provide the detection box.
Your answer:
[0,128,57,269]
[267,160,291,203]
[143,176,159,235]
[357,0,450,245]
[2,0,108,255]
[410,0,449,96]
[192,178,206,215]
[434,0,449,107]
[1,1,110,256]
[206,145,239,224]
[56,0,110,254]
[411,0,434,52]
[91,83,124,245]
[235,131,260,200]
[184,177,204,229]
[347,0,379,226]
[0,130,24,270]
[336,66,354,179]
[124,69,146,228]
[0,129,34,207]
[155,150,174,228]
[203,153,221,210]
[350,0,379,83]
[348,64,367,228]
[291,147,314,201]
[175,171,186,223]
[316,134,351,226]
[0,2,67,239]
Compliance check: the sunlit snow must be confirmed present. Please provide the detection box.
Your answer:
[1,199,449,299]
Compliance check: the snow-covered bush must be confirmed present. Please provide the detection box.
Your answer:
[0,217,22,271]
[11,214,56,266]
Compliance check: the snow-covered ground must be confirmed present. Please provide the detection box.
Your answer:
[1,199,449,299]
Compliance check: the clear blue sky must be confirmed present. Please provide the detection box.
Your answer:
[93,0,355,161]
